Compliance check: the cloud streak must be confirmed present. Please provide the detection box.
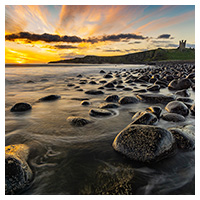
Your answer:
[5,32,148,43]
[157,34,171,39]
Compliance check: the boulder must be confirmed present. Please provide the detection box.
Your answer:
[81,100,90,106]
[168,125,195,150]
[162,113,185,122]
[10,103,32,112]
[136,93,175,103]
[104,95,119,102]
[103,74,113,79]
[85,90,104,95]
[165,101,189,116]
[100,70,106,74]
[104,82,115,88]
[89,108,114,117]
[123,87,133,91]
[118,96,139,105]
[145,106,162,118]
[131,111,158,125]
[168,78,192,90]
[5,144,33,195]
[67,116,91,127]
[175,89,190,97]
[89,81,97,85]
[190,104,195,116]
[147,84,160,91]
[176,97,193,103]
[38,95,61,102]
[132,89,147,93]
[112,125,175,162]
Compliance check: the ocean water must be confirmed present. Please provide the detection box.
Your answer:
[5,64,195,195]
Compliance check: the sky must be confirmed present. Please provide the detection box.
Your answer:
[5,5,195,64]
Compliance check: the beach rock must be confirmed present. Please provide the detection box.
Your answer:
[136,93,175,103]
[5,144,33,195]
[165,101,189,116]
[131,111,158,125]
[118,96,139,105]
[98,103,119,109]
[104,95,119,102]
[190,104,195,116]
[27,80,34,83]
[162,113,185,122]
[85,90,104,95]
[168,125,195,150]
[112,124,175,162]
[175,89,190,97]
[147,84,160,91]
[103,74,113,78]
[71,98,89,101]
[89,81,97,85]
[10,103,32,112]
[116,84,124,88]
[154,80,168,88]
[146,106,162,118]
[100,70,106,74]
[89,108,114,117]
[38,95,61,101]
[99,80,107,84]
[77,74,82,78]
[79,80,87,84]
[67,116,91,127]
[176,97,193,103]
[168,78,192,90]
[104,82,115,88]
[123,87,133,91]
[81,101,90,106]
[40,78,48,82]
[67,83,75,87]
[77,89,83,91]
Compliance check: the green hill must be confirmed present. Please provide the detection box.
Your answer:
[49,48,195,64]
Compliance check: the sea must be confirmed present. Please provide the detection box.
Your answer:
[5,64,195,195]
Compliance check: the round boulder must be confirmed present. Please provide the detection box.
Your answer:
[104,95,119,102]
[162,113,185,122]
[67,116,91,127]
[10,103,32,112]
[118,96,139,105]
[89,108,114,117]
[5,144,33,195]
[85,90,104,95]
[145,106,162,118]
[165,101,189,116]
[38,95,61,102]
[112,125,175,162]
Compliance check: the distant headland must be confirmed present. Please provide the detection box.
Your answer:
[49,40,195,65]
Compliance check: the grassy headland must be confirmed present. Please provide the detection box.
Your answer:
[49,48,195,64]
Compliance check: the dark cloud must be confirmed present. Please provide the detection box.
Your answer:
[157,34,171,39]
[104,49,122,52]
[151,40,170,44]
[53,45,78,49]
[128,41,142,44]
[5,32,148,44]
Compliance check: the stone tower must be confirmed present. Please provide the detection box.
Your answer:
[178,40,186,51]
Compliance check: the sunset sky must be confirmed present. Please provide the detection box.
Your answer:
[5,5,195,64]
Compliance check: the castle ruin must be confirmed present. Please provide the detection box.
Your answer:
[178,40,186,51]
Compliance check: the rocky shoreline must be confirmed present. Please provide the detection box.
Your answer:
[6,62,195,194]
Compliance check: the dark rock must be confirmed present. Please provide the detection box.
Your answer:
[186,73,195,79]
[98,86,104,90]
[105,95,119,102]
[77,89,83,91]
[162,113,185,122]
[168,125,195,150]
[79,80,87,84]
[67,83,75,87]
[190,104,195,116]
[131,111,158,125]
[154,80,168,88]
[5,144,32,195]
[38,95,61,101]
[175,89,190,97]
[74,86,80,89]
[99,80,107,84]
[27,80,34,83]
[81,101,90,106]
[98,103,119,109]
[116,84,124,88]
[147,84,160,91]
[136,93,175,103]
[89,108,114,117]
[112,124,175,162]
[103,74,113,78]
[123,87,133,91]
[10,103,32,112]
[100,70,106,73]
[165,101,189,116]
[176,97,193,103]
[85,90,104,95]
[146,106,162,118]
[168,78,192,90]
[67,116,91,127]
[104,82,115,88]
[77,74,82,78]
[71,97,89,101]
[118,96,139,105]
[89,81,97,85]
